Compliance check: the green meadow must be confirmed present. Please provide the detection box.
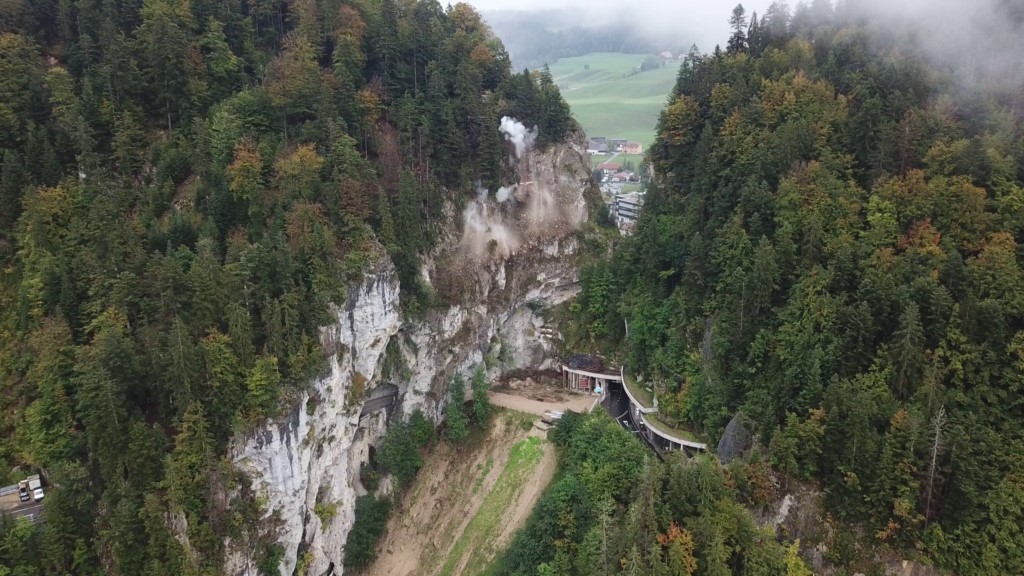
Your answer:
[547,52,679,146]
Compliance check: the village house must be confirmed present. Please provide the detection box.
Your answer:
[586,137,608,154]
[623,141,643,154]
[597,162,622,175]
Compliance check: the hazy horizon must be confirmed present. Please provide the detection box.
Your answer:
[466,0,1024,94]
[465,0,775,53]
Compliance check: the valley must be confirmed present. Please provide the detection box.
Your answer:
[2,1,1023,575]
[547,53,679,146]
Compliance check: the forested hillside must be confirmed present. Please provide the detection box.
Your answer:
[0,0,572,573]
[492,410,813,576]
[574,1,1024,574]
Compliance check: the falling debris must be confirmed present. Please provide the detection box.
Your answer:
[458,119,585,263]
[499,116,538,160]
[461,199,520,259]
[496,185,515,203]
[475,181,490,201]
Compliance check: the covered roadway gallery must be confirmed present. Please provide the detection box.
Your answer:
[561,354,707,455]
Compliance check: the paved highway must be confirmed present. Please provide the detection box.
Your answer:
[1,499,44,524]
[601,382,661,456]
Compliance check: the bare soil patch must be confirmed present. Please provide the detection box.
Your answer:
[490,372,601,416]
[488,391,597,417]
[364,413,556,576]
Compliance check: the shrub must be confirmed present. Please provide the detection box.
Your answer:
[257,543,284,575]
[359,463,380,492]
[314,501,337,525]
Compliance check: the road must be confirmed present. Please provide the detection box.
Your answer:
[600,381,661,456]
[1,499,44,524]
[602,380,630,420]
[488,391,601,417]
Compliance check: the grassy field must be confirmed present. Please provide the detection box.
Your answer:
[548,52,679,146]
[440,435,546,576]
[590,153,645,169]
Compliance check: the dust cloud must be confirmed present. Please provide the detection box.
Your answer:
[460,117,581,261]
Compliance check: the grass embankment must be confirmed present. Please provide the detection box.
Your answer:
[622,367,654,408]
[365,410,554,576]
[548,52,678,146]
[644,413,702,444]
[439,436,546,576]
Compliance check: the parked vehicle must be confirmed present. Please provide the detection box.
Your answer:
[18,474,42,502]
[32,487,44,502]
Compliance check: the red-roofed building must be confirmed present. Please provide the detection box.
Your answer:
[597,162,622,174]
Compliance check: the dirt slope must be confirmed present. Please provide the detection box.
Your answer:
[365,412,556,576]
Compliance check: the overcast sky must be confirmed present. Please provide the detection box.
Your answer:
[464,0,776,51]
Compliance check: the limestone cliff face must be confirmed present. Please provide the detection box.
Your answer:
[225,267,401,576]
[223,133,594,576]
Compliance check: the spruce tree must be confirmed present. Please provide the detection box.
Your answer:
[727,4,748,54]
[445,374,469,443]
[471,365,491,427]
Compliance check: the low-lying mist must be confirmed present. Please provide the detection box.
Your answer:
[475,0,1024,98]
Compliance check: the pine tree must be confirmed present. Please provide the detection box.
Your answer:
[445,374,469,443]
[165,402,214,520]
[784,540,812,576]
[890,302,925,399]
[471,365,491,426]
[728,4,748,54]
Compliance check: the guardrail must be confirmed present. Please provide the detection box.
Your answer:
[639,413,707,451]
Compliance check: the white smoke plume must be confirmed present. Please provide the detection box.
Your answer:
[499,116,538,160]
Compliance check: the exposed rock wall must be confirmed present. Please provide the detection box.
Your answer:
[225,268,402,576]
[224,134,595,576]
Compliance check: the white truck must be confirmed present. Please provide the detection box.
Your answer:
[18,475,43,502]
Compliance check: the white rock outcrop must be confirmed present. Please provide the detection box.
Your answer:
[226,269,401,576]
[223,133,595,576]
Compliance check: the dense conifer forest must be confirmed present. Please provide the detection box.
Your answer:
[0,0,572,573]
[570,2,1024,574]
[494,410,814,576]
